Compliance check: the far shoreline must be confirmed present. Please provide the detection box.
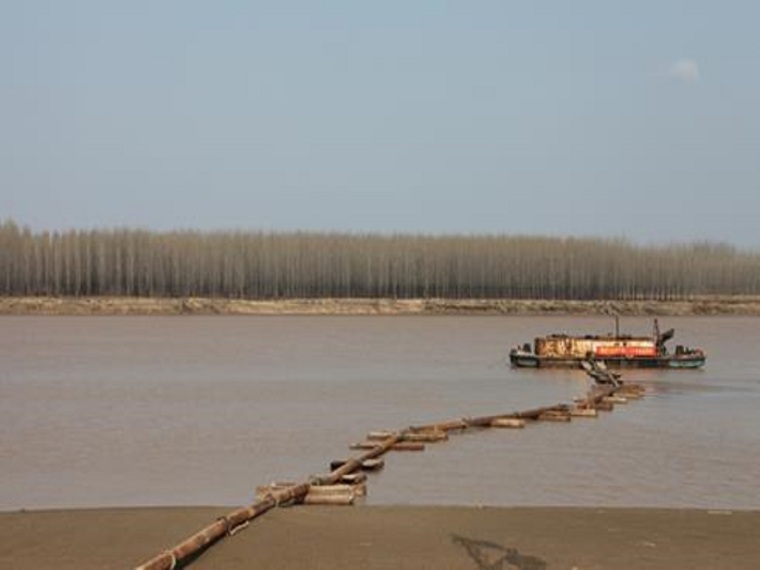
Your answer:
[2,295,760,316]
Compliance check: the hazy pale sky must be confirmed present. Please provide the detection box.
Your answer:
[2,2,759,248]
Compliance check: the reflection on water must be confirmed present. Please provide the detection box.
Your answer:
[1,315,758,510]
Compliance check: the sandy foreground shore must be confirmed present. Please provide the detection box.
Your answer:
[3,295,760,316]
[1,505,758,569]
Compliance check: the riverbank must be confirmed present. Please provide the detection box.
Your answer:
[3,295,760,316]
[1,505,757,569]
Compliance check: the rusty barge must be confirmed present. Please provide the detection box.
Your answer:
[509,318,706,369]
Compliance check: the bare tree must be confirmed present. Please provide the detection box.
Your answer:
[1,219,759,300]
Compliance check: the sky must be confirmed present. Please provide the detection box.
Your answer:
[2,1,759,249]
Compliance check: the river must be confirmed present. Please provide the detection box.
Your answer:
[1,315,758,510]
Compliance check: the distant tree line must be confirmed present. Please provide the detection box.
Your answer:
[1,219,758,300]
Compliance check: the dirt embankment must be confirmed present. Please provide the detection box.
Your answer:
[2,296,760,316]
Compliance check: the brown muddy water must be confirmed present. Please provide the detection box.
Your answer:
[1,316,759,511]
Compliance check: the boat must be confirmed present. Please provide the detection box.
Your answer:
[509,318,706,369]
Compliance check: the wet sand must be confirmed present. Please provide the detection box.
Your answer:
[2,506,758,569]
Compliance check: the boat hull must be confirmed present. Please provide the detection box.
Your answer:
[509,352,706,369]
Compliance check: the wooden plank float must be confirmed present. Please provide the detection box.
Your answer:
[603,395,628,405]
[349,441,426,451]
[255,482,366,505]
[366,430,396,440]
[570,407,598,418]
[329,458,385,472]
[306,484,357,495]
[304,484,357,505]
[393,442,427,451]
[366,430,448,443]
[538,410,572,422]
[409,419,469,433]
[490,418,526,428]
[402,430,448,442]
[303,494,354,506]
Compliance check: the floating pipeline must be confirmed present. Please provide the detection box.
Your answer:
[134,377,646,570]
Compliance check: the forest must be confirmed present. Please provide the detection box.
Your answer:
[1,220,758,300]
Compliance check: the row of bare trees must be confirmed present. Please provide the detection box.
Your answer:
[1,219,758,300]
